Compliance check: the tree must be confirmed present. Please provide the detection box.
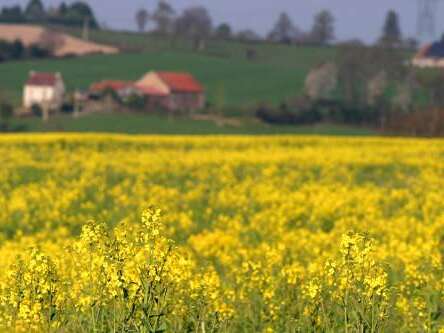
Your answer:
[58,2,68,16]
[0,5,25,23]
[10,39,25,59]
[67,2,99,28]
[305,62,338,100]
[215,23,232,40]
[337,44,369,106]
[367,71,388,106]
[0,101,13,131]
[135,8,150,32]
[237,29,261,42]
[415,71,444,107]
[152,1,175,35]
[39,30,66,56]
[337,43,404,106]
[310,10,335,45]
[0,39,26,61]
[175,6,212,51]
[268,12,299,44]
[380,10,402,47]
[392,83,412,112]
[24,0,45,21]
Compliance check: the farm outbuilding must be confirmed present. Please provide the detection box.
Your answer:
[136,71,205,111]
[90,80,139,99]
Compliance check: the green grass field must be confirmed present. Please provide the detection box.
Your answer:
[0,29,337,108]
[9,112,376,136]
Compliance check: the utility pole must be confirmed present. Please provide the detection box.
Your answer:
[418,0,440,42]
[82,17,90,41]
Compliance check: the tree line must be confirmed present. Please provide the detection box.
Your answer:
[134,3,418,49]
[133,1,336,47]
[254,9,426,132]
[0,38,52,63]
[0,0,98,28]
[256,40,439,132]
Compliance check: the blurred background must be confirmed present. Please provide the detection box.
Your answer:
[0,0,443,136]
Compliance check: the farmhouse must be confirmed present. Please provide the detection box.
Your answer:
[23,71,65,110]
[412,38,444,68]
[136,71,205,111]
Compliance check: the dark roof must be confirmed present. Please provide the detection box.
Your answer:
[157,72,204,93]
[421,40,444,58]
[26,72,59,87]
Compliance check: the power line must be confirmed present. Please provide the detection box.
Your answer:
[418,0,440,40]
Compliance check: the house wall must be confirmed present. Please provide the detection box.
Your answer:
[412,58,444,68]
[161,92,205,111]
[23,78,65,110]
[136,72,170,95]
[137,72,205,111]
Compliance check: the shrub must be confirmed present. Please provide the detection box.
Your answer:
[124,94,146,110]
[31,104,43,117]
[0,102,13,131]
[386,108,444,136]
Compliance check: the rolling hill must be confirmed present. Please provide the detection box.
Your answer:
[0,28,337,107]
[0,27,370,135]
[0,24,118,57]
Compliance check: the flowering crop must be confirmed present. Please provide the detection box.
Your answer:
[0,134,444,332]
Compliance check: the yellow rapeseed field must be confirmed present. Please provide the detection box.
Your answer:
[0,134,443,332]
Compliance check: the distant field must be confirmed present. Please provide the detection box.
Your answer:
[0,28,337,107]
[9,112,376,136]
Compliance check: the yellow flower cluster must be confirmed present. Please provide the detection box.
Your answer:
[0,134,444,331]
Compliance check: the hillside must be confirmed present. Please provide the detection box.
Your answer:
[0,28,337,107]
[0,24,118,57]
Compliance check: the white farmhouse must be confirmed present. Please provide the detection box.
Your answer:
[23,71,65,110]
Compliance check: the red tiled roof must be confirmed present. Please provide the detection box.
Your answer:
[90,80,133,92]
[26,72,58,86]
[157,72,204,93]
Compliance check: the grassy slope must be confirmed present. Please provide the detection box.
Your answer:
[0,29,336,107]
[10,113,376,135]
[2,29,368,135]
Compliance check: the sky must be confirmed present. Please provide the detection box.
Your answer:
[1,0,443,43]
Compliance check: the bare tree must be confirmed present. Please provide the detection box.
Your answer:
[152,0,175,35]
[392,83,412,112]
[268,12,300,44]
[367,71,388,106]
[135,8,150,32]
[336,44,369,105]
[175,6,212,51]
[237,29,261,42]
[310,10,335,45]
[336,44,403,106]
[305,62,338,100]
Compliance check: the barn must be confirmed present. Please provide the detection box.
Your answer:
[136,71,205,111]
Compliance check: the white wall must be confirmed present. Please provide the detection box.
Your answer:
[23,80,65,109]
